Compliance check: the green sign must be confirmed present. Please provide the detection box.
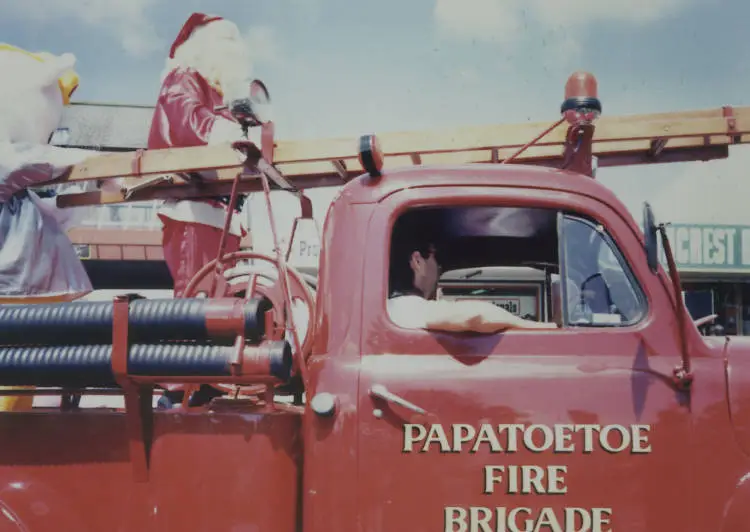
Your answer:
[661,224,750,272]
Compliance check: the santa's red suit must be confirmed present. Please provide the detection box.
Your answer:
[148,13,248,298]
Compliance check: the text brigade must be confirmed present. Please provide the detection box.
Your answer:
[445,506,612,532]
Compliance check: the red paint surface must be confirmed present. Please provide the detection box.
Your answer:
[4,164,750,531]
[0,409,300,531]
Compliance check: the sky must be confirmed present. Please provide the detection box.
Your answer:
[2,0,750,257]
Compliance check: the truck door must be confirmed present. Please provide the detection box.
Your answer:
[356,193,692,532]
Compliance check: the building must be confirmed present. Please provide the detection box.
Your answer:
[664,222,750,335]
[638,147,750,337]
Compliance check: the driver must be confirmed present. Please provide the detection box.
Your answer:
[388,223,558,333]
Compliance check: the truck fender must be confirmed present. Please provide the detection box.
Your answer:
[0,474,88,531]
[719,471,750,532]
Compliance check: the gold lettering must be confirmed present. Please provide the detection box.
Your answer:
[600,424,630,453]
[404,422,652,453]
[430,422,640,530]
[631,424,652,453]
[547,465,567,494]
[553,424,575,452]
[576,424,600,452]
[565,508,592,531]
[444,507,614,531]
[592,508,613,531]
[508,507,532,532]
[444,506,466,532]
[425,424,451,452]
[483,465,504,495]
[472,424,503,453]
[506,465,519,493]
[469,507,493,531]
[452,424,476,452]
[523,424,554,453]
[402,424,426,452]
[521,465,546,494]
[501,424,525,452]
[498,465,568,495]
[534,508,563,532]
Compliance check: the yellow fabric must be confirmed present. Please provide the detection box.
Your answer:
[0,389,33,412]
[58,71,78,104]
[0,42,43,60]
[0,293,86,304]
[0,43,79,105]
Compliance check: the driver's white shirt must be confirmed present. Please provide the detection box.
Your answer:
[387,295,430,329]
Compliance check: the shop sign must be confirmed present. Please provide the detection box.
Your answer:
[661,224,750,272]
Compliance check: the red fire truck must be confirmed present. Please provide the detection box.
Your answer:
[1,72,750,531]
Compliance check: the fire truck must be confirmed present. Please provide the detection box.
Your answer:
[1,72,750,531]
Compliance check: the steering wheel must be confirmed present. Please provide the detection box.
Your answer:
[580,273,613,310]
[178,250,316,402]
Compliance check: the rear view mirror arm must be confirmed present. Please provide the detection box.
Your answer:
[658,224,693,391]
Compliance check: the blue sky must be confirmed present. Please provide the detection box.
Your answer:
[3,0,750,251]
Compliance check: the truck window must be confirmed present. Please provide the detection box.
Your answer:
[558,214,646,327]
[386,205,646,332]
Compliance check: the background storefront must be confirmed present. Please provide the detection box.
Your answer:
[663,223,750,336]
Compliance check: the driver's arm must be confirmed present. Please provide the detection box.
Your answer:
[422,299,557,333]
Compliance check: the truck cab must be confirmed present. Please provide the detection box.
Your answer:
[306,162,749,532]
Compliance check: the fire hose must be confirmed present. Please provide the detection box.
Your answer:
[0,297,292,388]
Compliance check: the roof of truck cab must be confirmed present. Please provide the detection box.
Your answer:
[338,163,626,209]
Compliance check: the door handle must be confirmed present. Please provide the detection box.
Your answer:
[369,384,427,415]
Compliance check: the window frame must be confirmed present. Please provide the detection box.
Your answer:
[374,187,656,347]
[558,212,649,328]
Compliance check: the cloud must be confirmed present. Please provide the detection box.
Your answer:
[285,0,323,26]
[0,0,164,57]
[532,0,692,27]
[647,145,750,225]
[433,0,695,45]
[244,26,283,65]
[433,0,526,44]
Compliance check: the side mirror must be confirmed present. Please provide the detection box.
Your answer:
[642,202,659,273]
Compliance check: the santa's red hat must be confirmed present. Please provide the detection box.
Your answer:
[169,12,224,59]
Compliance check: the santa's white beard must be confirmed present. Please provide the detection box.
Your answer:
[162,30,253,104]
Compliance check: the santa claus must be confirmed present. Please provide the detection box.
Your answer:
[148,12,251,298]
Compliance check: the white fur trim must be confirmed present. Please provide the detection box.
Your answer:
[208,117,244,145]
[158,199,245,236]
[160,19,252,100]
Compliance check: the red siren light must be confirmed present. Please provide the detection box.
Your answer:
[561,71,602,125]
[358,134,384,178]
